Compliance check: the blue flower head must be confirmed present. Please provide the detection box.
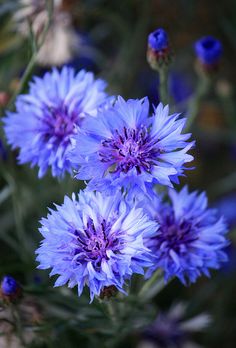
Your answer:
[1,275,18,296]
[36,190,157,302]
[142,303,210,347]
[3,67,111,178]
[148,28,169,52]
[69,97,194,196]
[145,186,229,284]
[194,36,222,66]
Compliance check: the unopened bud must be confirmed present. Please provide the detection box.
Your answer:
[147,28,172,70]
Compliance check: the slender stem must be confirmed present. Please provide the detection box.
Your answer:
[8,52,38,109]
[138,269,163,301]
[2,170,29,263]
[7,0,54,109]
[106,301,117,325]
[159,67,169,105]
[185,75,211,132]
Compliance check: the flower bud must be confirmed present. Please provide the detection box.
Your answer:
[99,286,118,300]
[147,28,171,70]
[0,276,22,303]
[194,36,222,73]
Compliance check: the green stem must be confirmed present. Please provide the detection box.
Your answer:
[106,301,117,325]
[185,75,211,132]
[138,269,163,301]
[8,52,38,109]
[159,67,169,104]
[7,0,54,109]
[1,170,29,263]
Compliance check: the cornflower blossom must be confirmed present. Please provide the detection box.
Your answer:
[69,97,194,196]
[145,186,229,283]
[4,67,111,178]
[140,303,211,348]
[36,190,158,301]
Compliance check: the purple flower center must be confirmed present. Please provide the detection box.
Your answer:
[99,126,160,175]
[42,105,79,145]
[73,218,123,267]
[151,213,198,253]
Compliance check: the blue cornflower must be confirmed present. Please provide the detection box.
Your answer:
[148,28,169,52]
[69,97,194,196]
[142,303,210,348]
[145,186,229,284]
[1,275,18,295]
[194,36,222,66]
[36,190,157,301]
[3,67,111,178]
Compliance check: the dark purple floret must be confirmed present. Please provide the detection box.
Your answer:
[148,28,169,52]
[195,36,222,65]
[99,126,160,175]
[149,212,198,254]
[73,218,123,266]
[42,105,79,145]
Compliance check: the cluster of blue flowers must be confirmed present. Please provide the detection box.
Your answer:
[3,29,228,302]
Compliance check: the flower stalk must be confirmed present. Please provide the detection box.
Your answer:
[159,66,169,105]
[7,0,54,109]
[138,269,164,302]
[185,74,211,131]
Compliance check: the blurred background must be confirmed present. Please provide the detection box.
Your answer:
[0,0,236,347]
